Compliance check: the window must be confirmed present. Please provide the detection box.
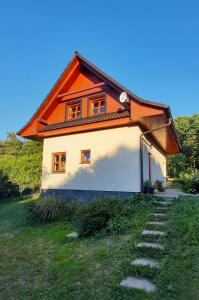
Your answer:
[81,150,91,164]
[52,152,66,173]
[68,102,81,119]
[90,95,106,115]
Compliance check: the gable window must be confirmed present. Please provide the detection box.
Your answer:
[81,149,91,164]
[68,102,81,119]
[90,95,106,115]
[52,152,66,173]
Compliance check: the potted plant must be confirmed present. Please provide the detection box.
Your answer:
[144,180,154,194]
[154,180,163,192]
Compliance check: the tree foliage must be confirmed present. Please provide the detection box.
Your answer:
[0,132,42,197]
[0,170,19,198]
[168,114,199,177]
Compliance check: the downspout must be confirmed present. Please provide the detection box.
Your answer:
[140,118,172,192]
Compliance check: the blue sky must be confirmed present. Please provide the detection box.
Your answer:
[0,0,198,139]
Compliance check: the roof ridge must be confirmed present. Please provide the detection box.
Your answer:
[75,52,169,109]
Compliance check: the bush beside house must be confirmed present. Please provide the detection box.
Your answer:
[177,172,199,193]
[26,194,157,237]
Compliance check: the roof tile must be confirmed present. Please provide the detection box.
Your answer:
[40,109,130,132]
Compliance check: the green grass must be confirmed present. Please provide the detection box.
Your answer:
[154,196,199,300]
[0,197,199,299]
[0,198,154,300]
[167,182,181,189]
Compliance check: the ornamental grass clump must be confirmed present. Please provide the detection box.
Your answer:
[27,197,67,223]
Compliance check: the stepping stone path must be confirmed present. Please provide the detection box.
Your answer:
[131,258,159,268]
[159,201,172,206]
[137,241,164,250]
[120,277,157,293]
[147,221,165,226]
[142,229,166,236]
[156,206,168,210]
[153,213,167,217]
[67,231,79,238]
[120,197,173,294]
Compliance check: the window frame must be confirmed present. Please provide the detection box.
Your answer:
[51,152,66,173]
[80,149,91,164]
[88,93,106,116]
[65,99,82,120]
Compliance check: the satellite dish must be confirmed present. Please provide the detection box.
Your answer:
[119,91,128,103]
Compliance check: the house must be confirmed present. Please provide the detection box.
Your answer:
[18,52,181,200]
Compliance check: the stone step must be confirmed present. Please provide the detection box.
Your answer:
[137,242,164,250]
[156,207,168,210]
[147,221,166,226]
[158,201,171,206]
[153,213,167,217]
[66,231,79,238]
[164,197,175,201]
[131,258,159,268]
[142,230,166,236]
[120,277,157,293]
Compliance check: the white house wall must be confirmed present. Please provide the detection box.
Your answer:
[143,138,167,187]
[41,126,142,193]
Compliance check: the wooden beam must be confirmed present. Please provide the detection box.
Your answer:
[38,118,48,125]
[57,82,105,98]
[60,83,107,102]
[80,61,122,93]
[39,61,80,118]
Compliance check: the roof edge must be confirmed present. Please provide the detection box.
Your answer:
[17,52,78,136]
[75,52,169,109]
[18,51,177,145]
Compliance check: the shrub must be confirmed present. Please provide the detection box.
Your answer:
[178,172,199,193]
[106,215,130,235]
[0,170,19,199]
[75,194,156,237]
[125,193,155,206]
[63,201,81,221]
[75,197,124,237]
[27,197,67,223]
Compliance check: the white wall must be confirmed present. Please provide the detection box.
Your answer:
[41,126,142,192]
[143,138,167,187]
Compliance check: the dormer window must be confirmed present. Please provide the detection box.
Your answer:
[90,95,106,115]
[67,102,81,120]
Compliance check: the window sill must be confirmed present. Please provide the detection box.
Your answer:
[68,116,82,121]
[90,112,106,117]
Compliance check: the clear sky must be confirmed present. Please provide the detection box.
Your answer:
[0,0,198,139]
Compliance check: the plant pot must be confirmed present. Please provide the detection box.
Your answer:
[145,187,154,194]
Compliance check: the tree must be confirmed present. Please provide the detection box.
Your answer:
[167,114,199,177]
[167,153,189,178]
[0,170,18,199]
[0,132,22,155]
[9,154,42,194]
[20,140,42,156]
[0,133,42,196]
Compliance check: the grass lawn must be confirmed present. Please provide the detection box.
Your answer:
[0,197,199,300]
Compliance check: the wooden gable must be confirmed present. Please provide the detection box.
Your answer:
[18,54,126,137]
[18,52,181,154]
